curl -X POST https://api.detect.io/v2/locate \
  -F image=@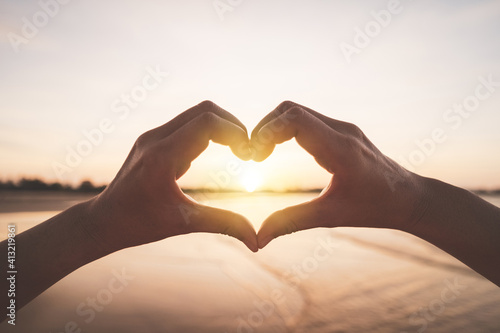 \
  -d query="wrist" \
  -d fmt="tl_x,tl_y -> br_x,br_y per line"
74,196 -> 123,257
400,173 -> 435,235
403,175 -> 469,237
